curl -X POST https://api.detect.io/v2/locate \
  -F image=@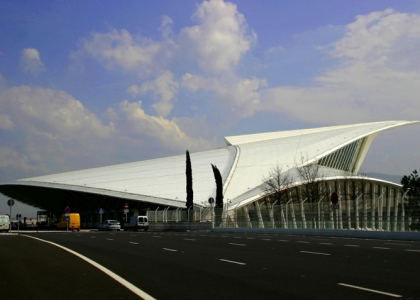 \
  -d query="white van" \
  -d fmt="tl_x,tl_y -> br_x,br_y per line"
0,215 -> 10,232
124,216 -> 149,231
